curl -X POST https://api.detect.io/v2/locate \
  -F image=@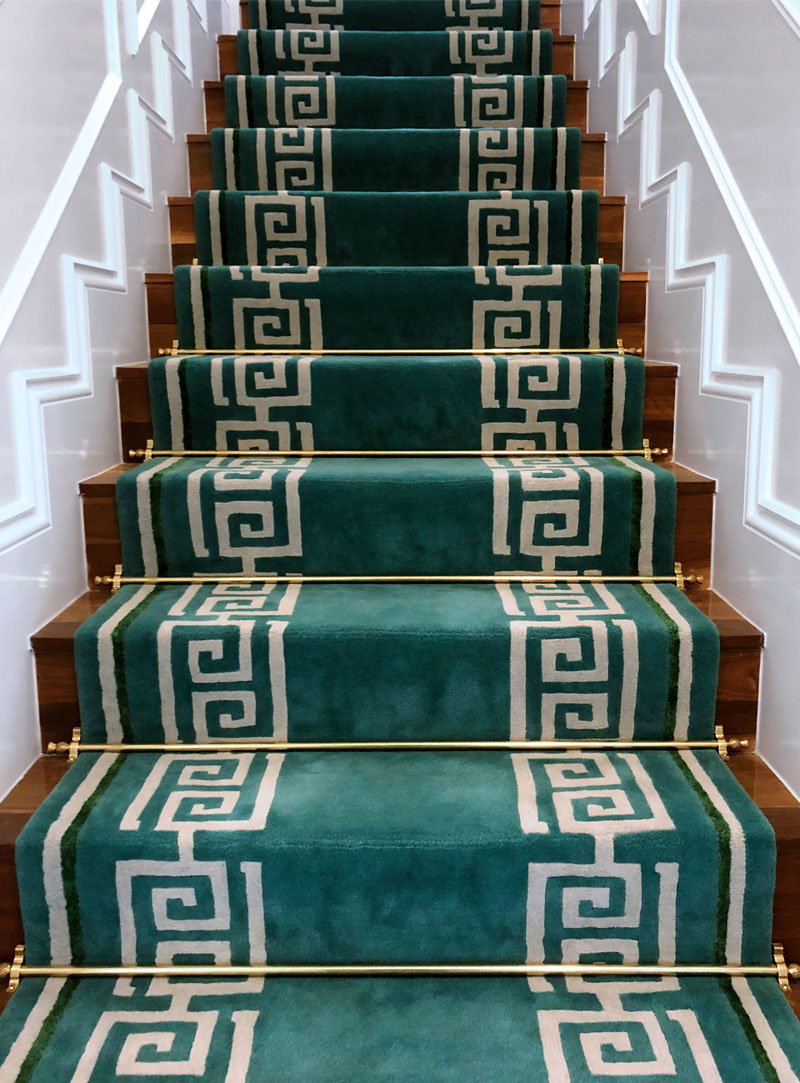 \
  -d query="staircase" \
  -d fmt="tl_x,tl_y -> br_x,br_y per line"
2,0 -> 800,1078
